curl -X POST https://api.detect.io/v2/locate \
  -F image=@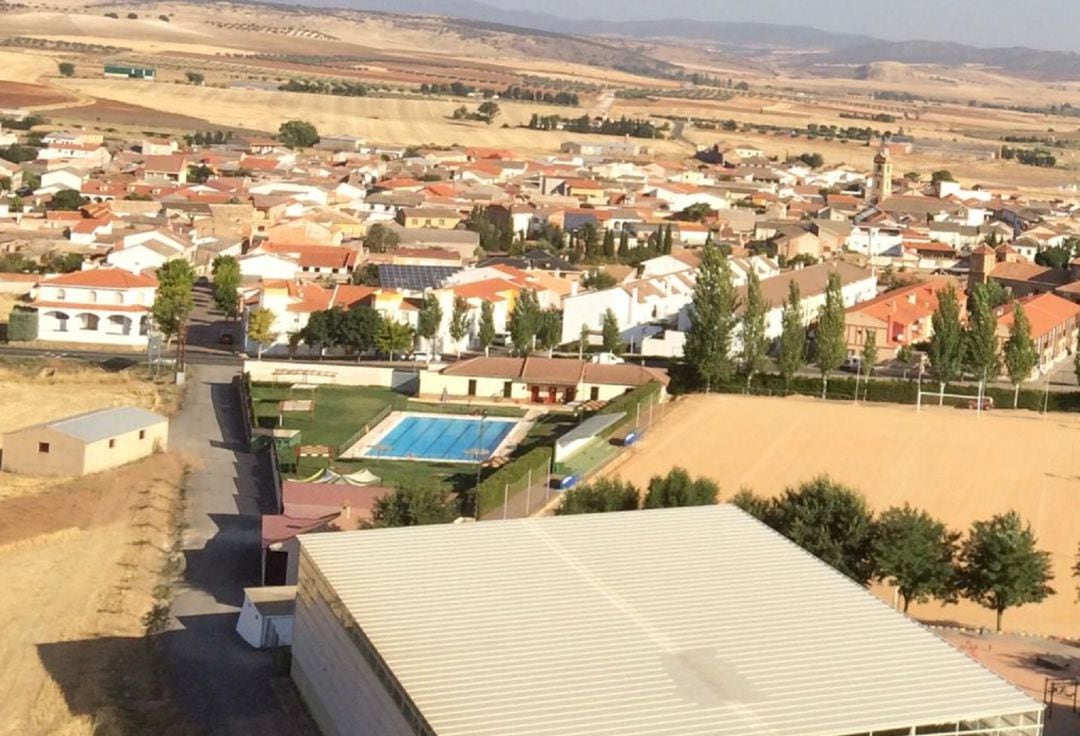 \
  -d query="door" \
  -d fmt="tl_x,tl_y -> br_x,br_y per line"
468,379 -> 477,397
264,550 -> 289,586
530,385 -> 541,403
590,386 -> 600,401
547,387 -> 557,404
504,381 -> 514,399
565,388 -> 576,403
